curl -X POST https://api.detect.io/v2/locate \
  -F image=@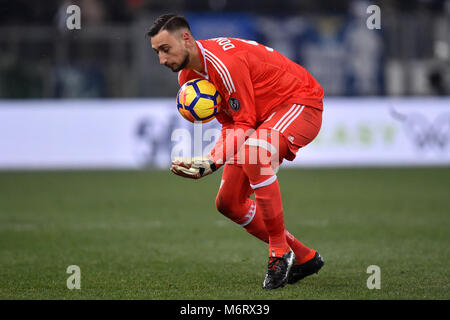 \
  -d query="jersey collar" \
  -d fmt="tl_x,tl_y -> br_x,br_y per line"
195,40 -> 209,80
